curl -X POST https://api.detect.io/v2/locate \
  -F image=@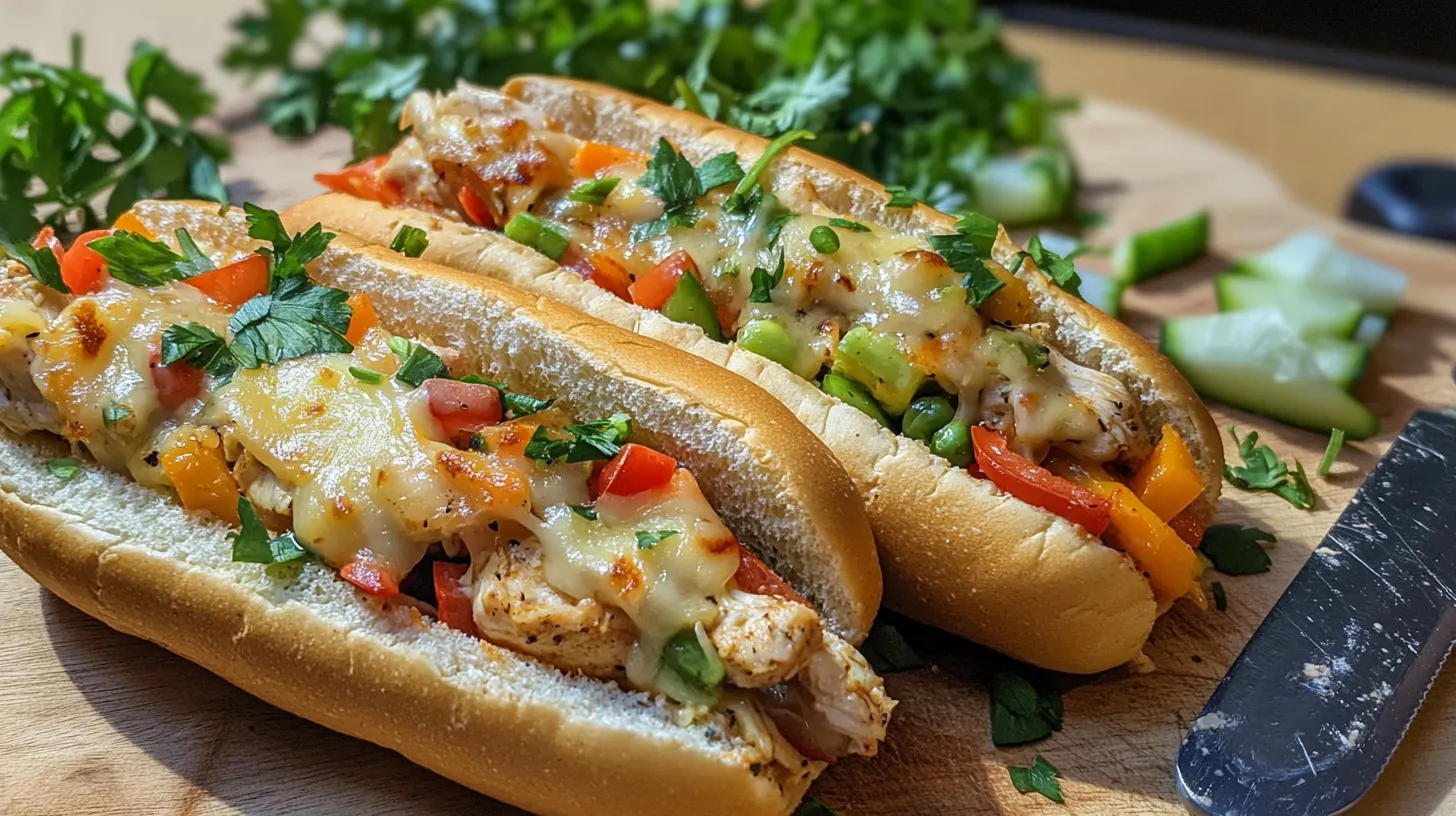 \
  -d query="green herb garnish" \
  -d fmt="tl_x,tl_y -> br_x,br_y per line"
389,336 -> 448,388
884,185 -> 916,208
927,213 -> 1004,308
724,130 -> 814,214
570,505 -> 598,521
349,366 -> 383,384
1224,426 -> 1315,510
86,231 -> 191,288
1007,756 -> 1064,804
859,623 -> 924,674
1212,580 -> 1228,611
828,217 -> 869,232
524,413 -> 633,464
46,457 -> 82,480
1318,428 -> 1346,478
636,530 -> 678,549
568,177 -> 621,205
1025,234 -> 1082,298
748,252 -> 786,304
1199,524 -> 1274,576
390,224 -> 429,258
230,497 -> 311,564
695,152 -> 745,193
102,401 -> 132,428
989,670 -> 1062,747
